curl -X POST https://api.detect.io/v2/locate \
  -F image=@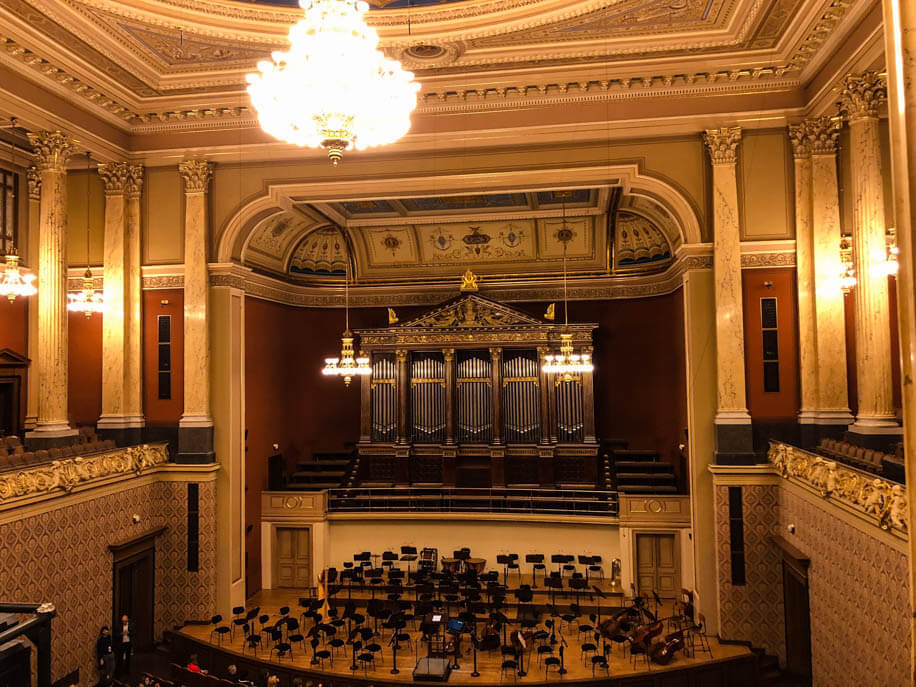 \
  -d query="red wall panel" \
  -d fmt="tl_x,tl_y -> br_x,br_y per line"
68,311 -> 102,426
143,289 -> 184,425
0,297 -> 28,356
